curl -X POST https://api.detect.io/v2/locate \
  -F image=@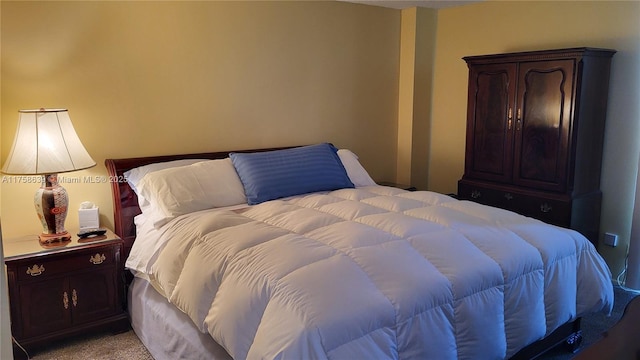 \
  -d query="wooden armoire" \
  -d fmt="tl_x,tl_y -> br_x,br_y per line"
457,47 -> 615,247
